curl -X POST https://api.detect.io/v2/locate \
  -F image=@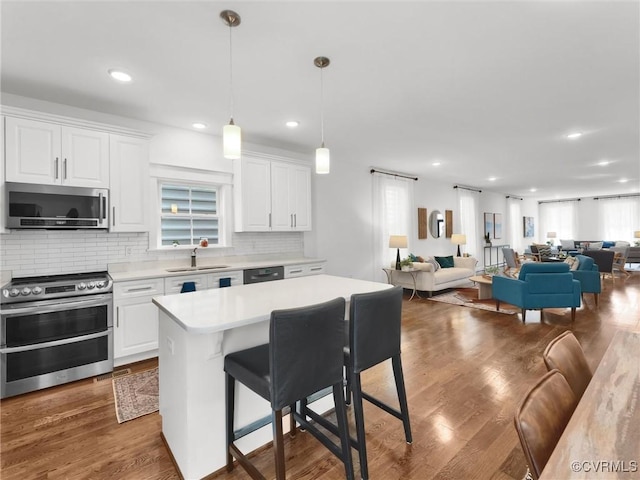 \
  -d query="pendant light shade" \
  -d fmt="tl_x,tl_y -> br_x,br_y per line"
223,120 -> 241,160
315,145 -> 330,174
314,56 -> 330,174
221,10 -> 241,160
